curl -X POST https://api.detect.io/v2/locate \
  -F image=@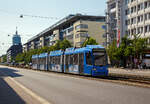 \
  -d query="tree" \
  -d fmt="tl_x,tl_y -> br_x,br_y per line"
132,34 -> 148,57
14,39 -> 72,64
54,40 -> 61,50
60,39 -> 72,50
15,53 -> 25,63
107,34 -> 148,68
53,39 -> 72,50
107,39 -> 121,66
2,55 -> 7,63
82,37 -> 98,47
